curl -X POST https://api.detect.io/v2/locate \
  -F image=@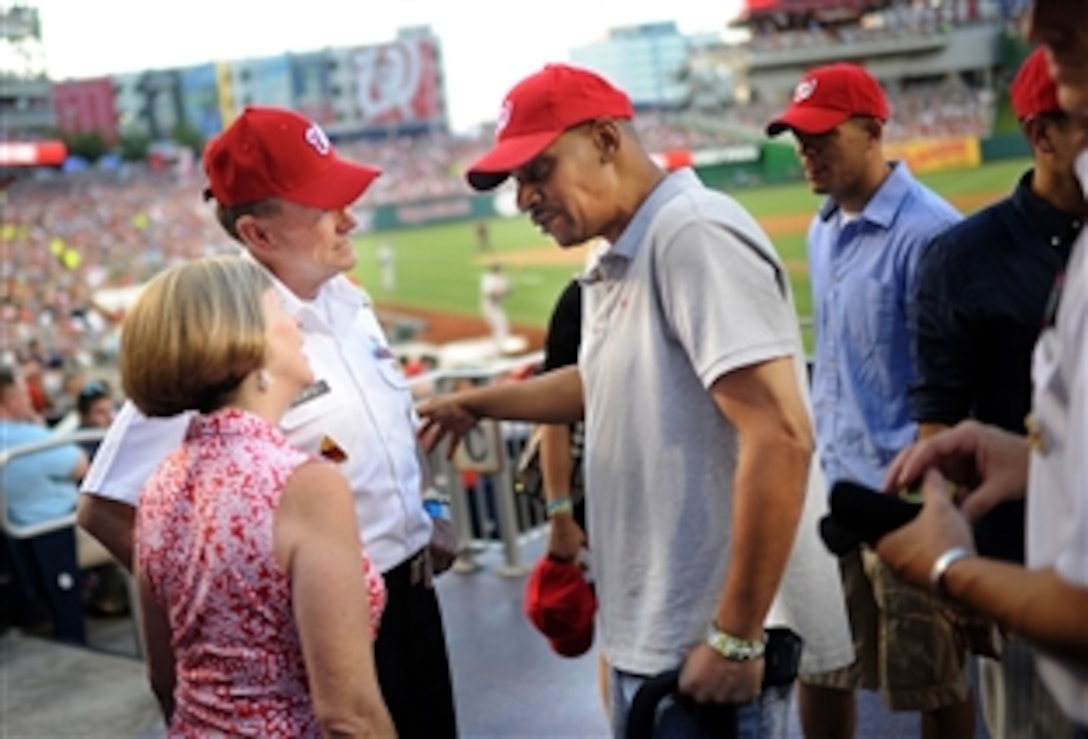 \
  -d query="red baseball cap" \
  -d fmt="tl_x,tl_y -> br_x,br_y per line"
466,64 -> 635,191
524,554 -> 597,657
766,63 -> 890,137
203,106 -> 380,209
1011,47 -> 1062,121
